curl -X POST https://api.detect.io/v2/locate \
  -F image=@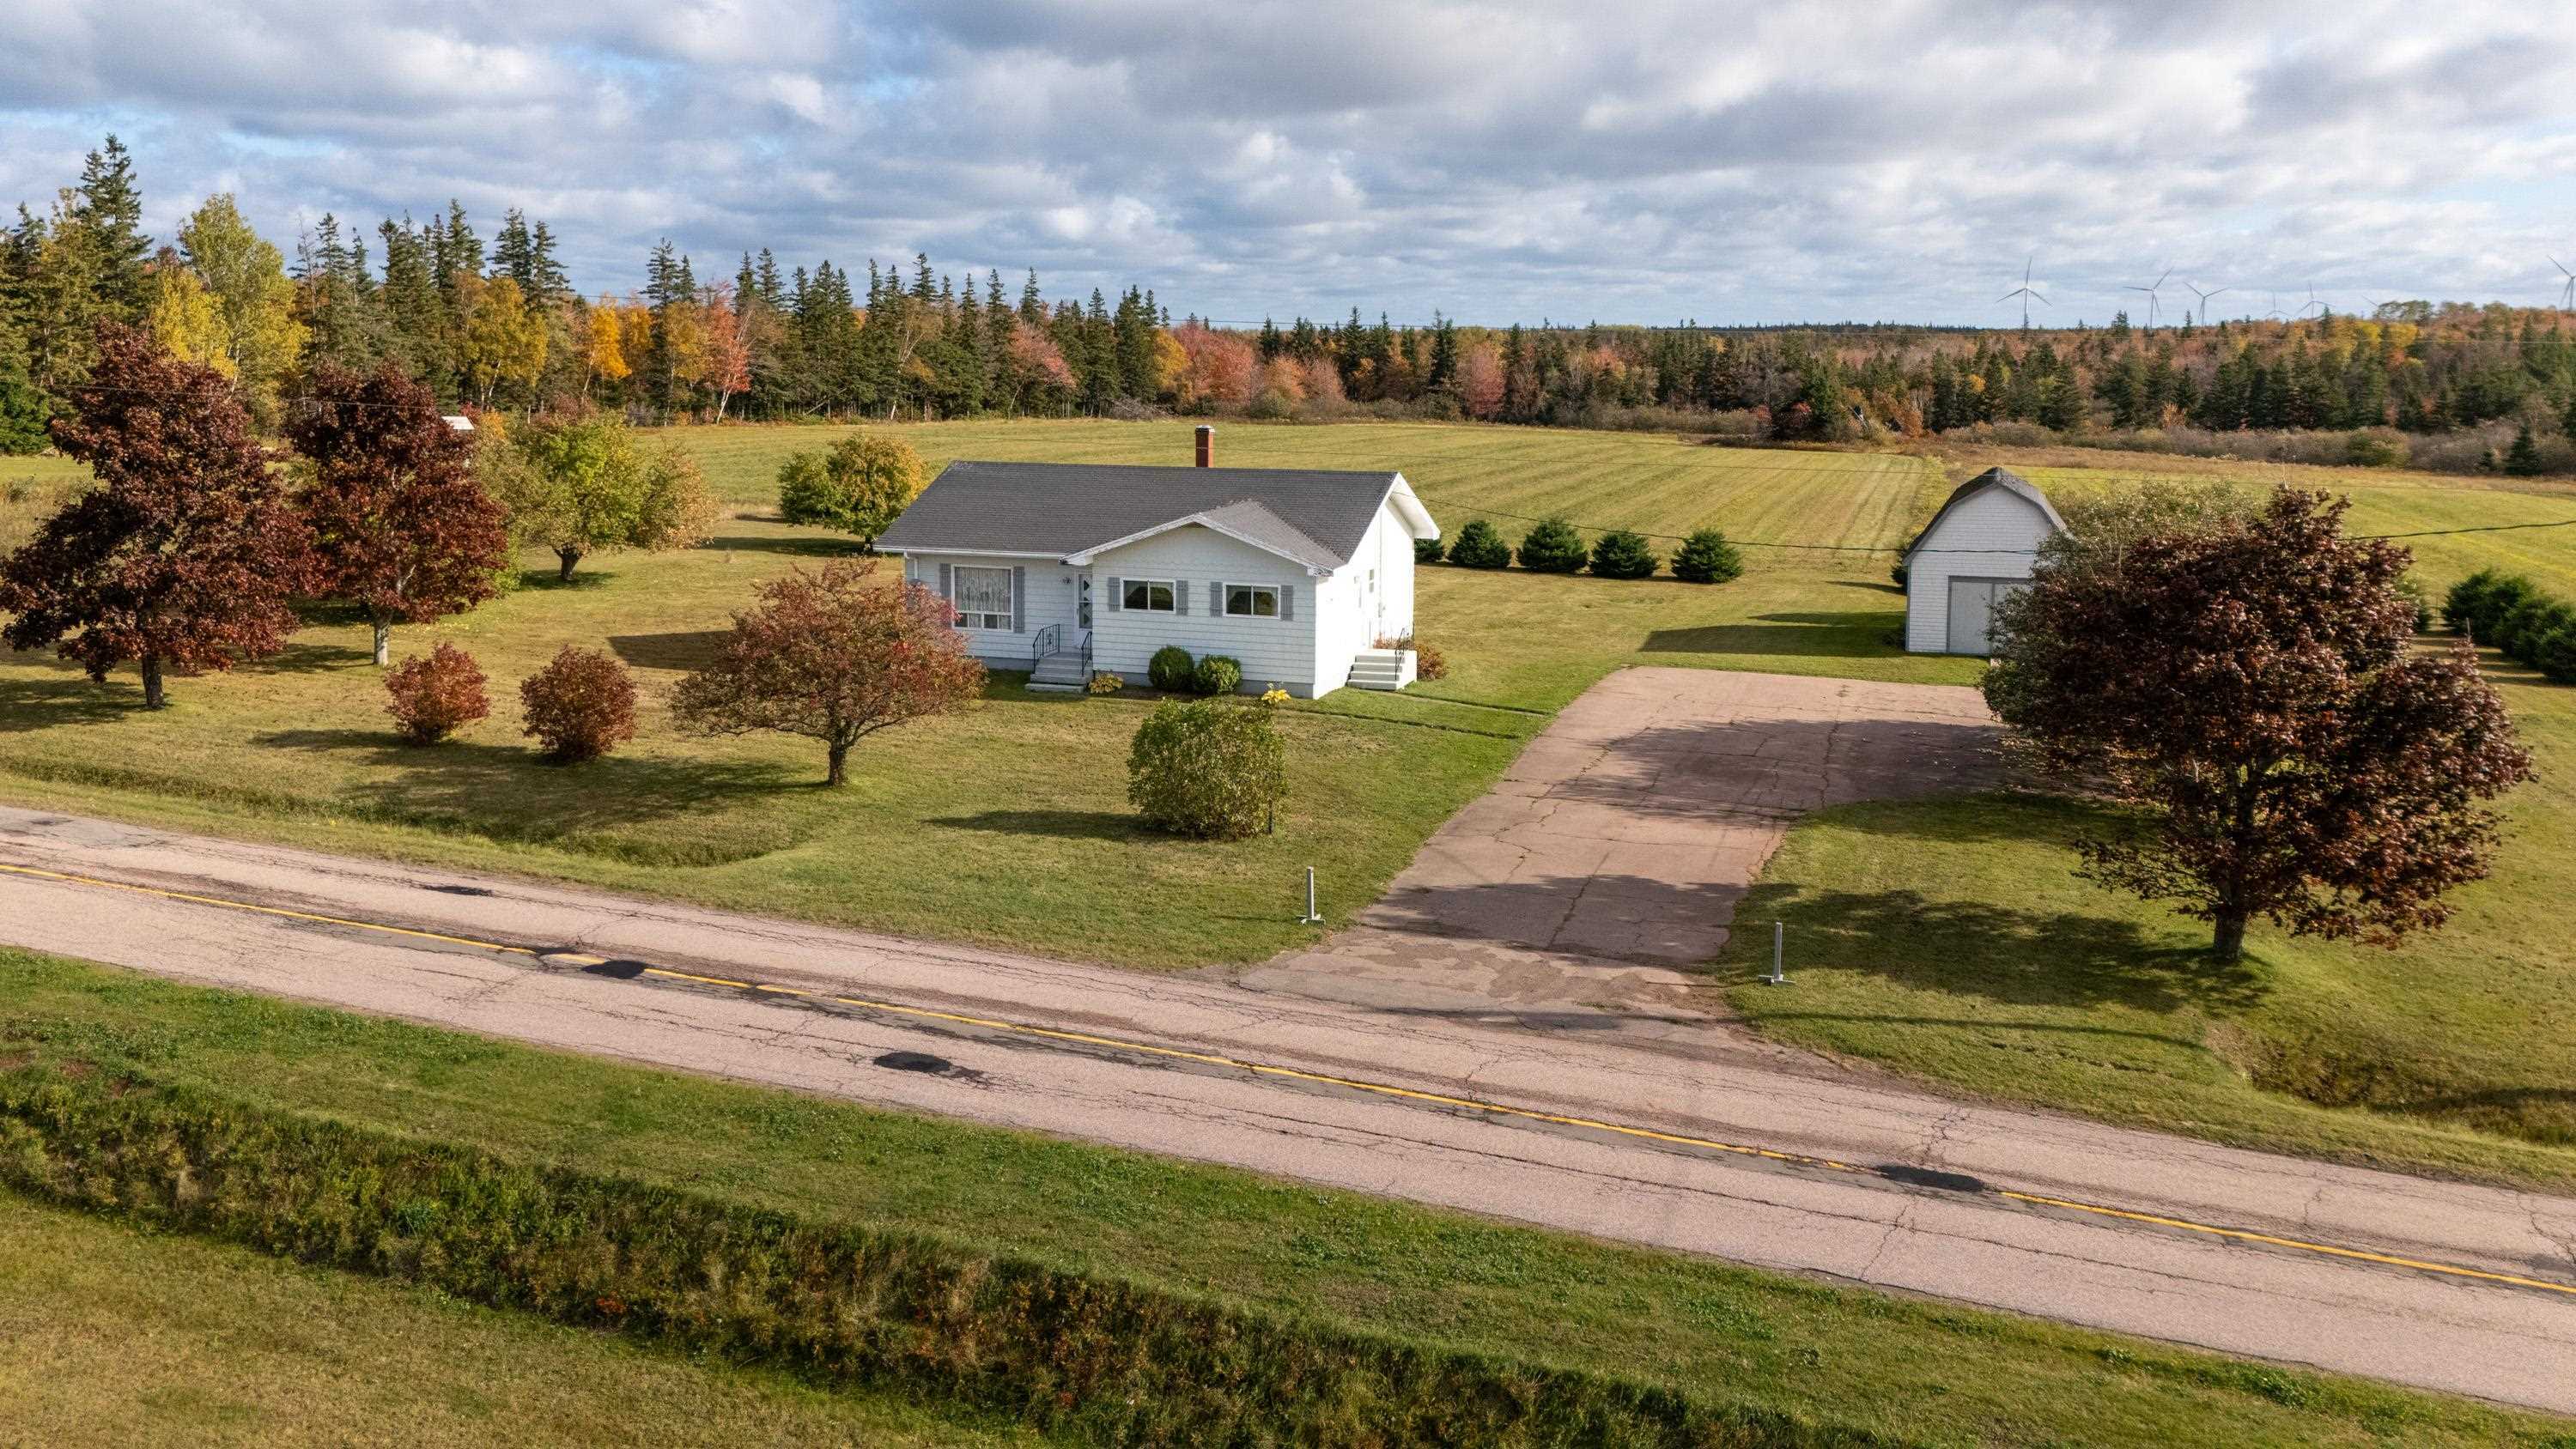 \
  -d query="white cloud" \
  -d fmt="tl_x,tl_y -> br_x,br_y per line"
2,0 -> 2573,321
